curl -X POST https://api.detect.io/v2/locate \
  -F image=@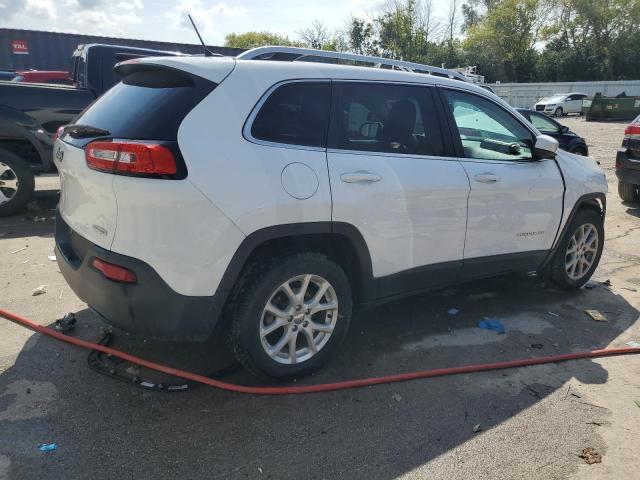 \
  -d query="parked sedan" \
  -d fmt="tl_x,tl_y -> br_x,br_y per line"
517,108 -> 588,155
534,93 -> 587,117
